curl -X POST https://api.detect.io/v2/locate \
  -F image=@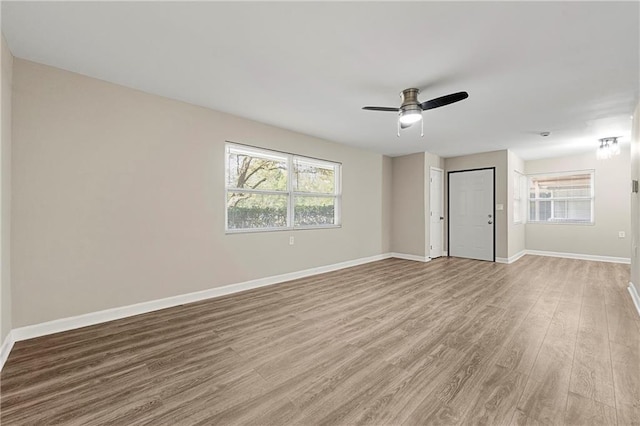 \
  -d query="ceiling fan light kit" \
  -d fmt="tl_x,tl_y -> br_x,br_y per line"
398,108 -> 422,125
363,88 -> 469,137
